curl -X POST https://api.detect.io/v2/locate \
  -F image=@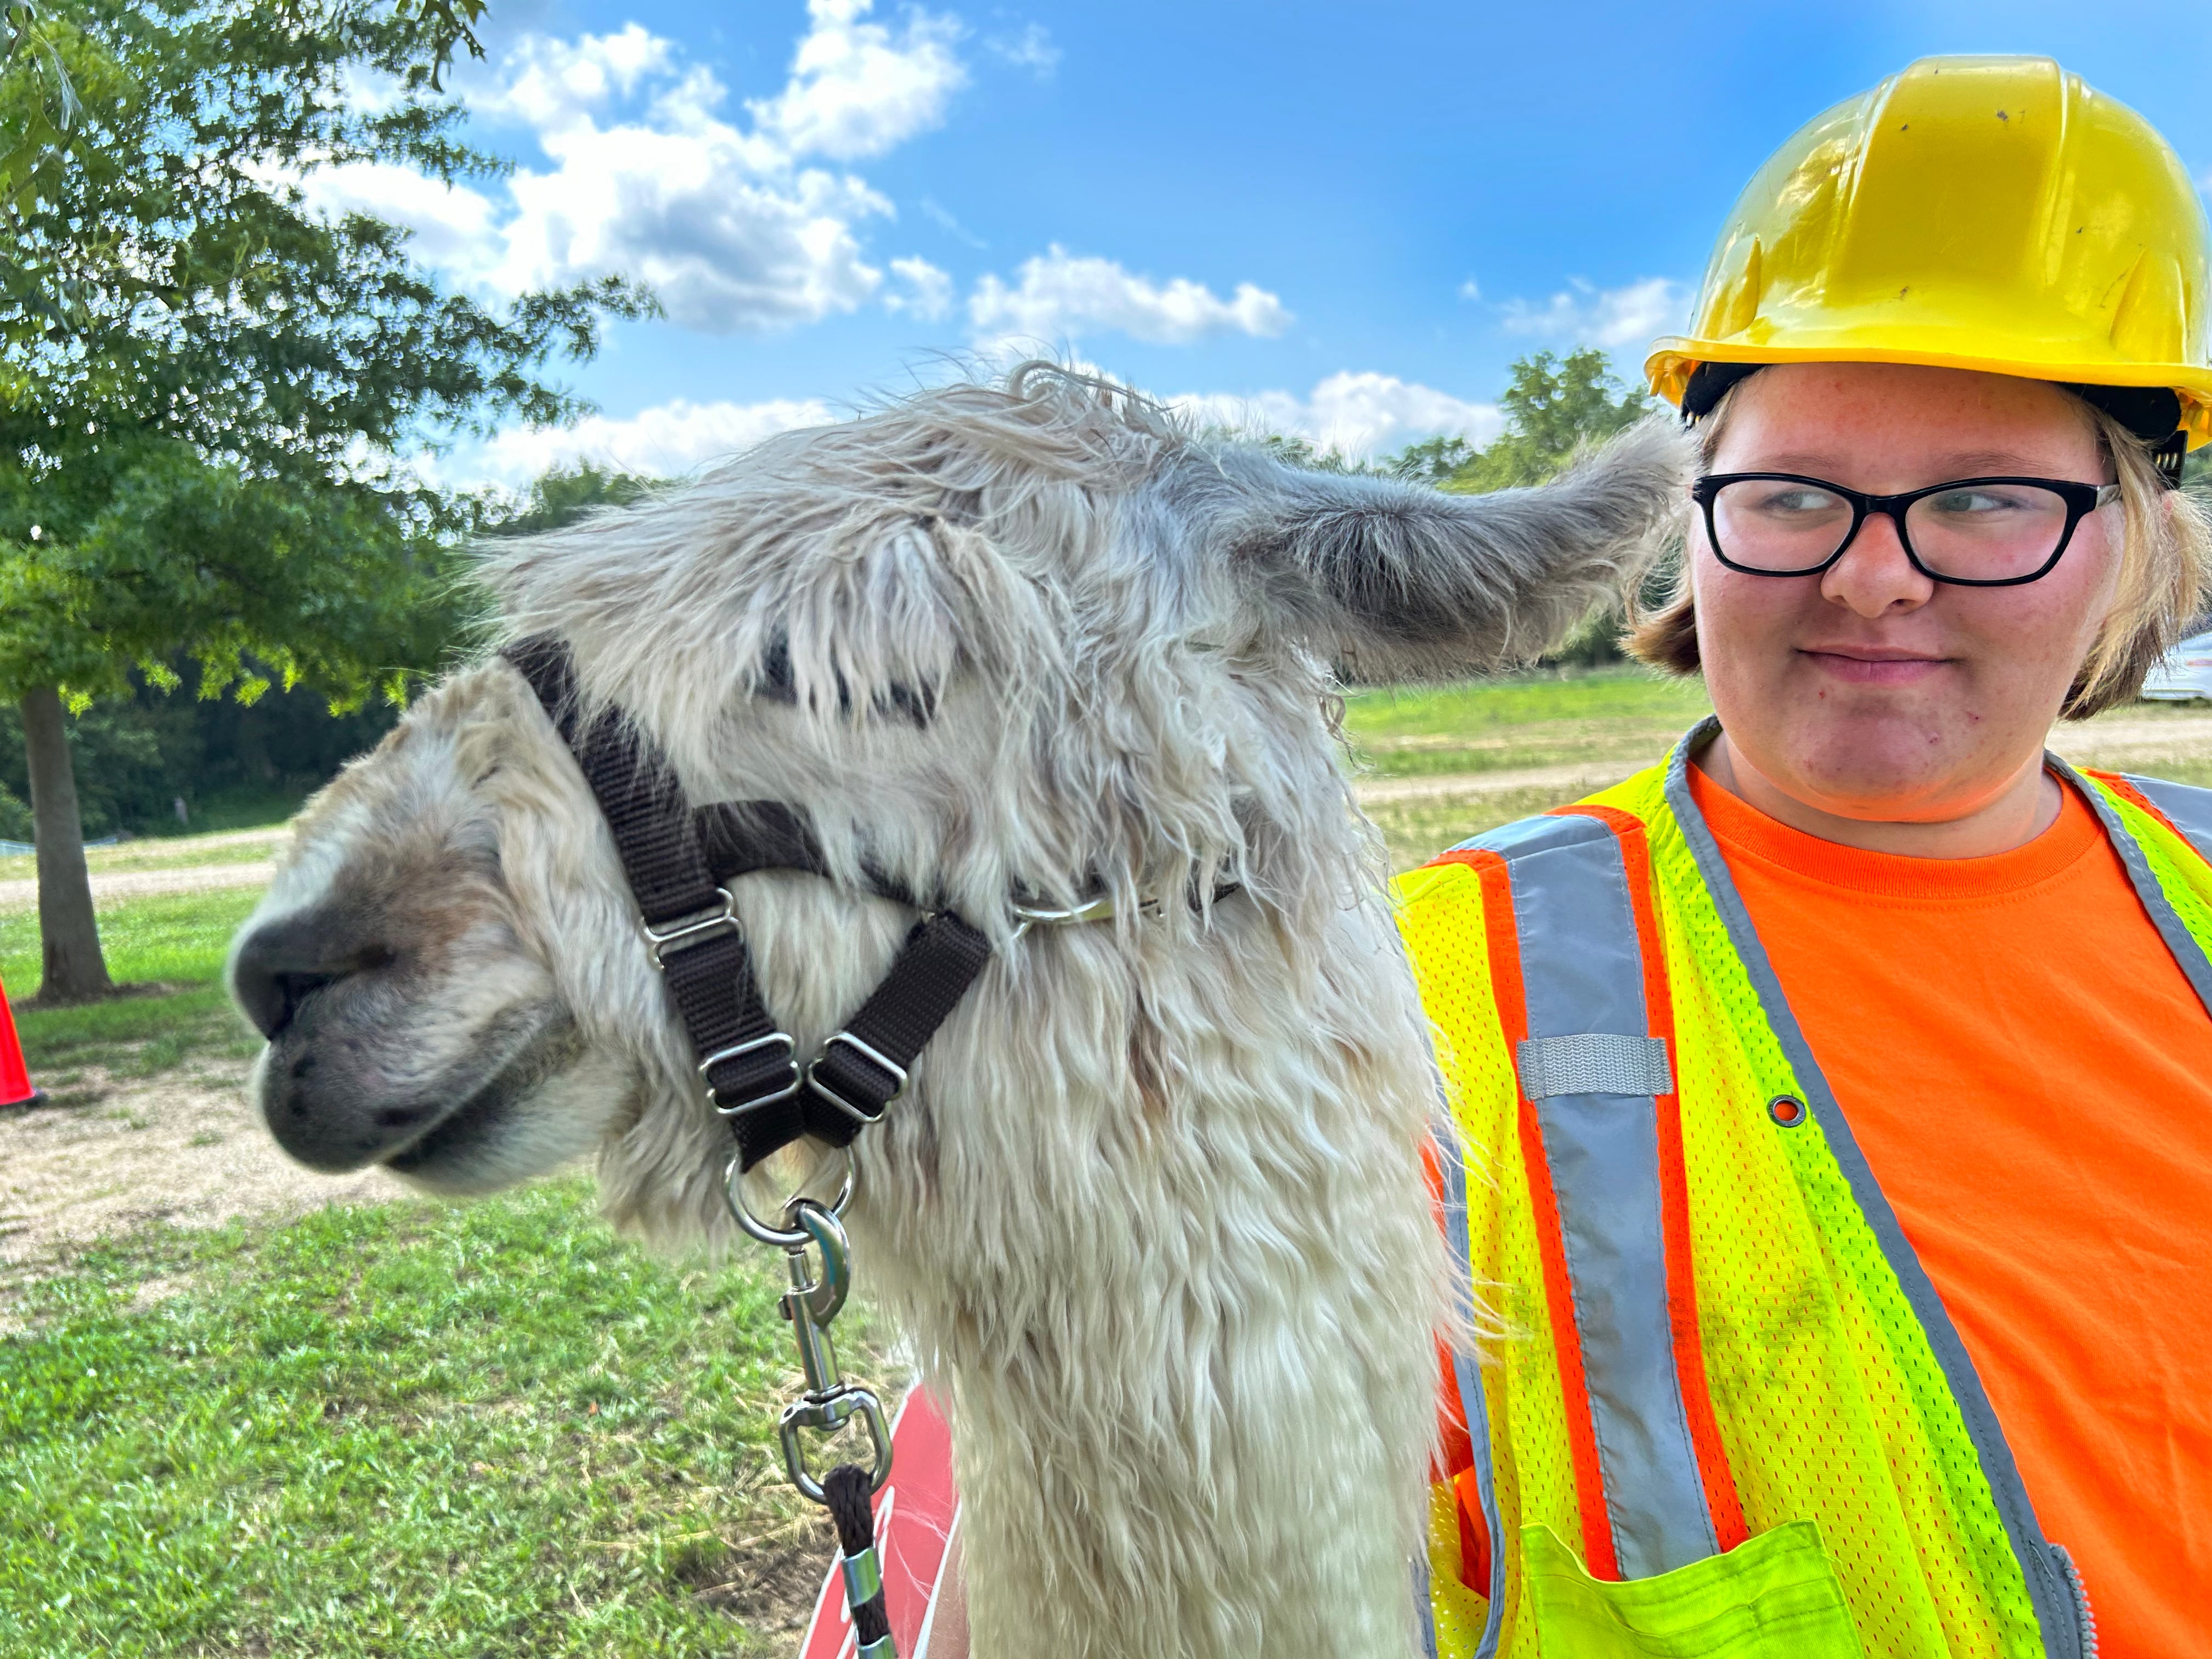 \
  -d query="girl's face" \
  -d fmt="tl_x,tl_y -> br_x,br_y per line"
1692,362 -> 2121,826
